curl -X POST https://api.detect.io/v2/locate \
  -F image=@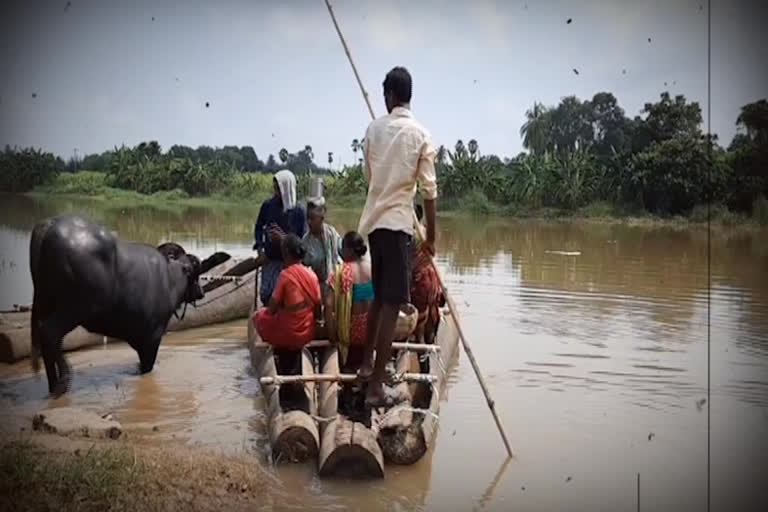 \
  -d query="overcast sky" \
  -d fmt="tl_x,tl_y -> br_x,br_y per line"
0,0 -> 766,167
